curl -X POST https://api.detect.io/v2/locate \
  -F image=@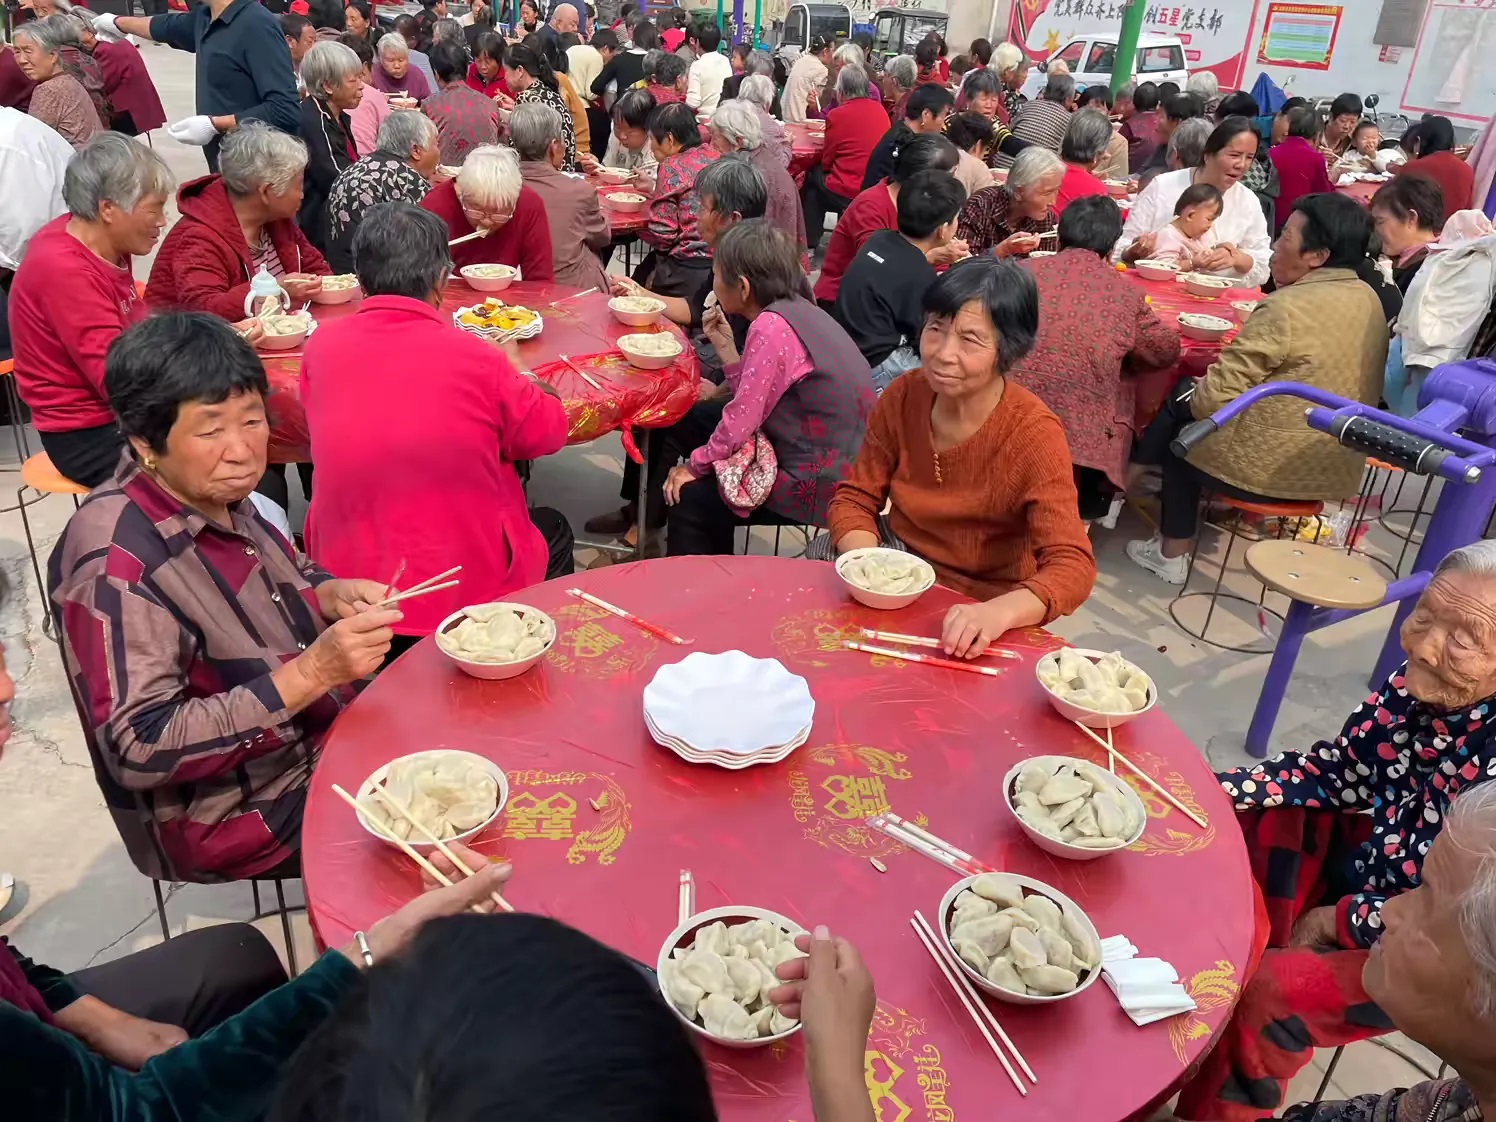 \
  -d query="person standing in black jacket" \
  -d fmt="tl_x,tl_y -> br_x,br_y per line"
862,82 -> 954,192
591,16 -> 651,101
297,41 -> 361,253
